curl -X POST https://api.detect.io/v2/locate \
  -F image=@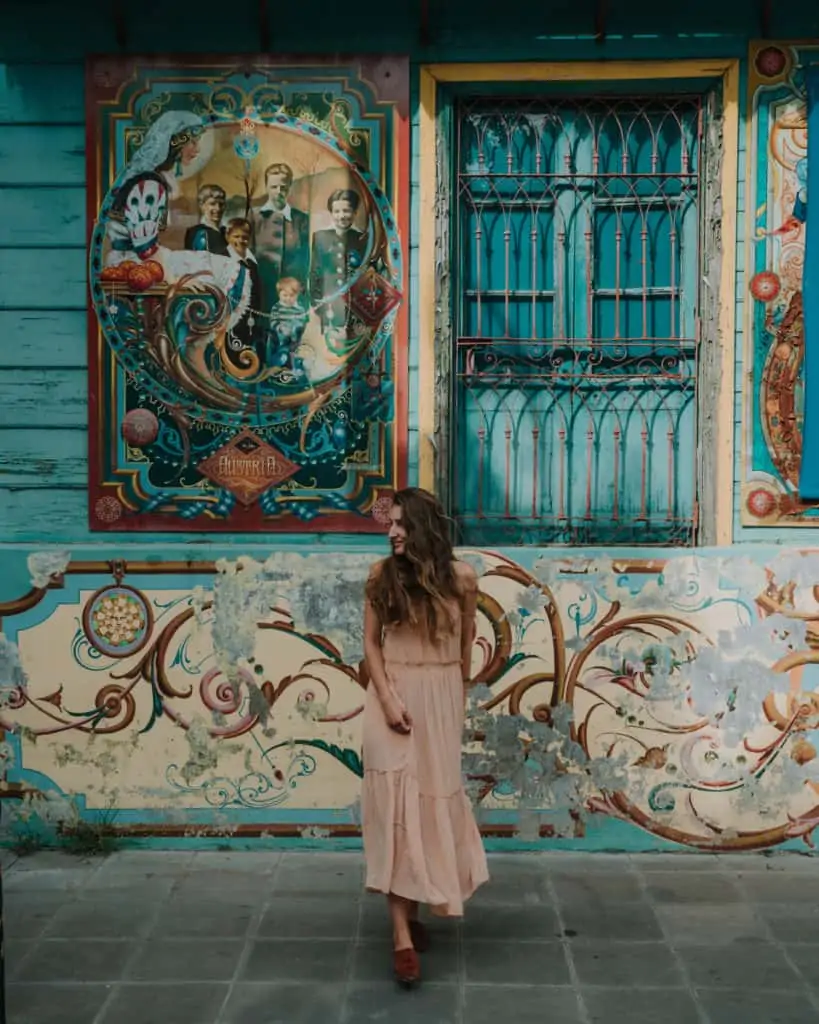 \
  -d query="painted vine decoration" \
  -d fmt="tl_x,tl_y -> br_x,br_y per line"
3,550 -> 819,845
